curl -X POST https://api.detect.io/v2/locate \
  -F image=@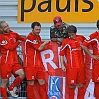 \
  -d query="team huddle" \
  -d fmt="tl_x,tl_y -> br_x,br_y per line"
0,16 -> 99,99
